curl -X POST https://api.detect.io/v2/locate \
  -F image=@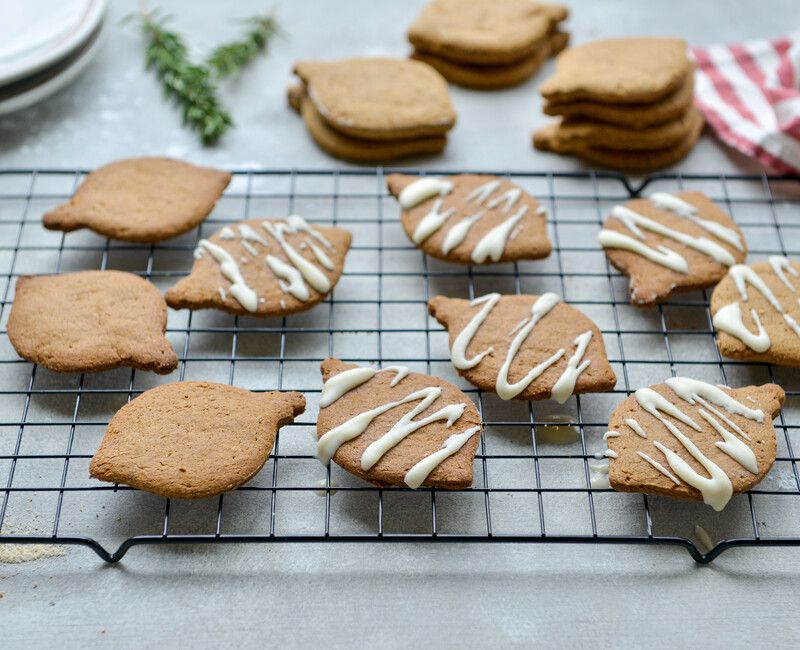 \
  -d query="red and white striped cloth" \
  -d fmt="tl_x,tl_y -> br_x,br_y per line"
691,32 -> 800,174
